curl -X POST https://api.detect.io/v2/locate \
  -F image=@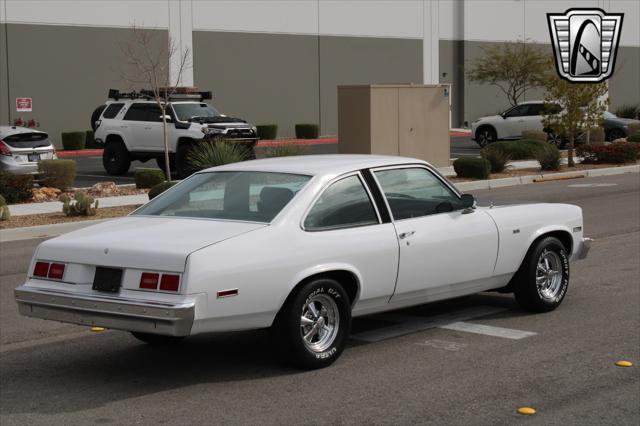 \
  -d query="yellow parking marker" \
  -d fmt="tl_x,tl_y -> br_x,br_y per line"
90,326 -> 106,332
517,407 -> 536,415
615,360 -> 633,367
